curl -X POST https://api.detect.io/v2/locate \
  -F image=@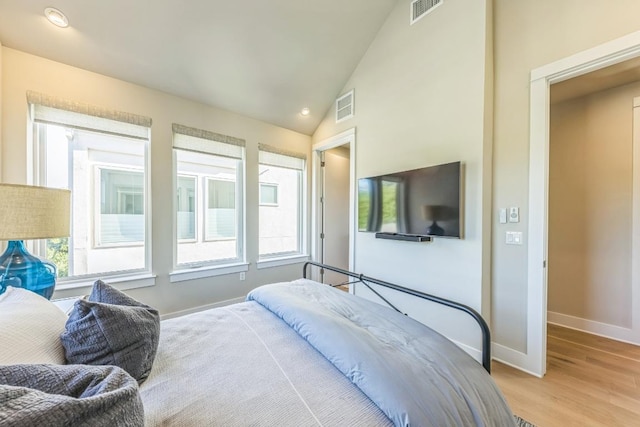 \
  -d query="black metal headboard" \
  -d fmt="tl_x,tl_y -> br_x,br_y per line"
302,261 -> 492,373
